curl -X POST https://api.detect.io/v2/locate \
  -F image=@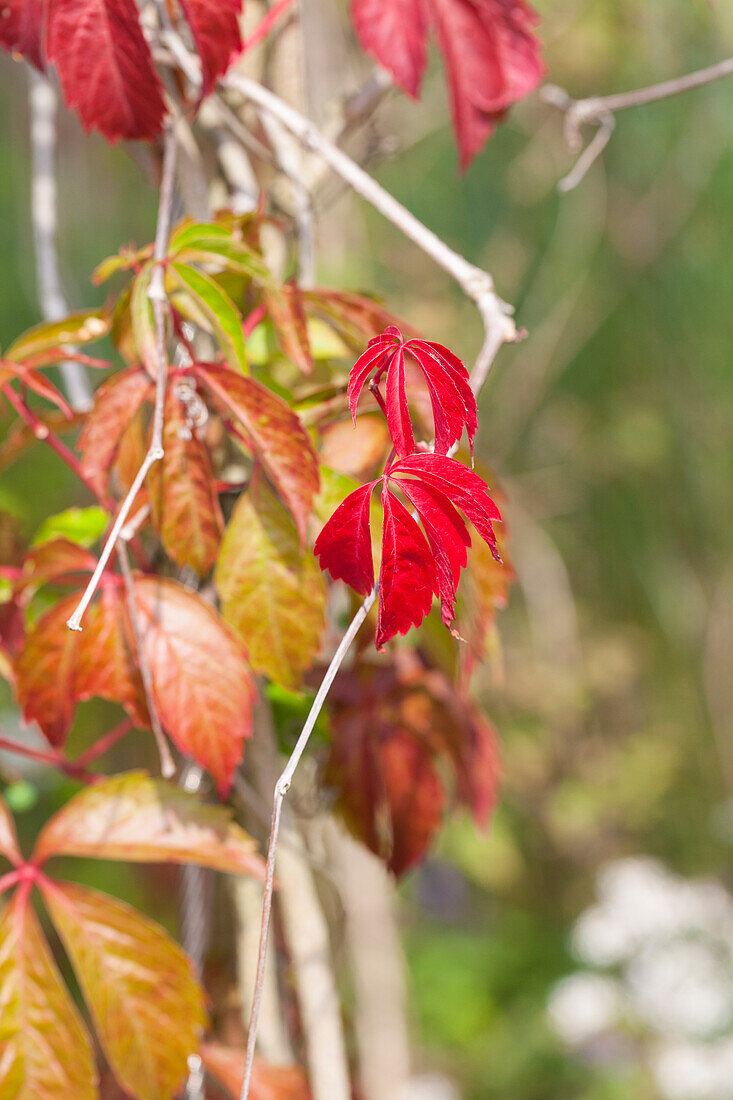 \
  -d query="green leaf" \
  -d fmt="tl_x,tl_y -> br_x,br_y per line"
31,506 -> 109,549
174,238 -> 271,283
168,220 -> 231,251
92,245 -> 152,286
0,890 -> 97,1100
216,470 -> 326,690
33,771 -> 264,878
42,880 -> 206,1100
170,262 -> 248,373
130,262 -> 158,378
4,310 -> 110,362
